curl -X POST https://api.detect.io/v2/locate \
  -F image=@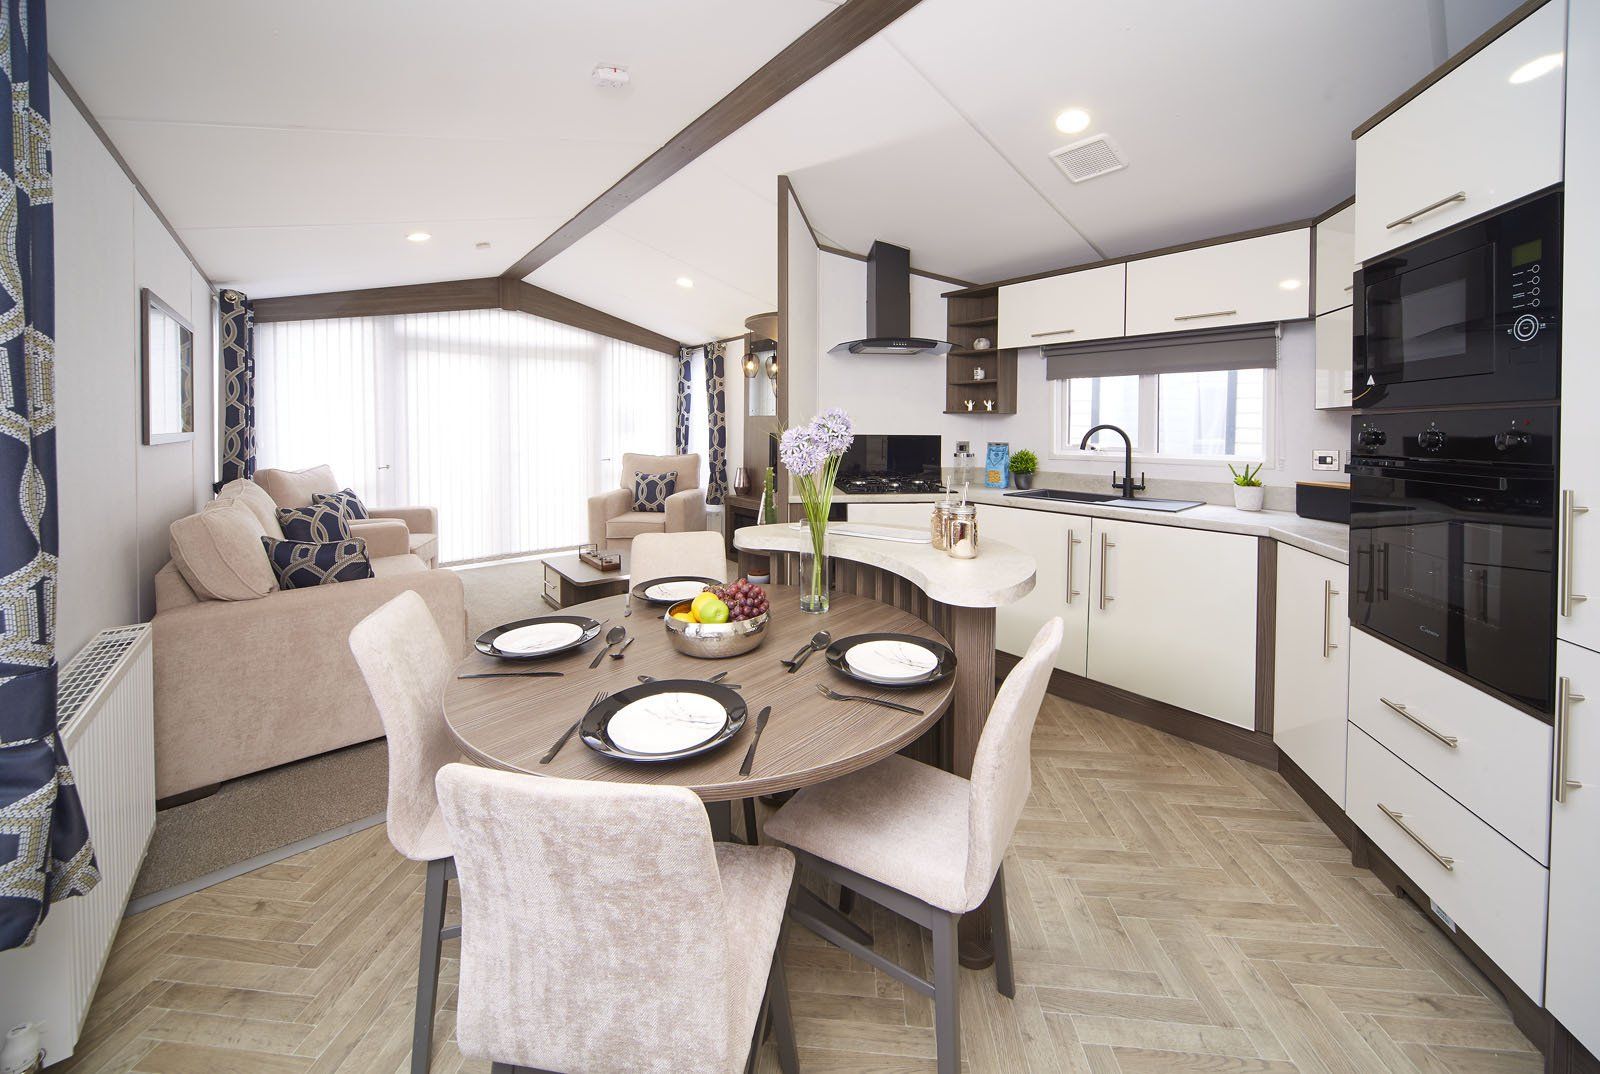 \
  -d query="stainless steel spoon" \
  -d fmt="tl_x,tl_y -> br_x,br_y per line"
783,630 -> 832,673
589,625 -> 626,669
